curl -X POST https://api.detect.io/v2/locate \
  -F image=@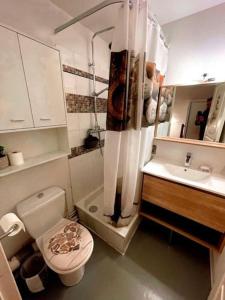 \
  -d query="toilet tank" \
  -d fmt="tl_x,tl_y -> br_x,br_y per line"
16,187 -> 66,239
